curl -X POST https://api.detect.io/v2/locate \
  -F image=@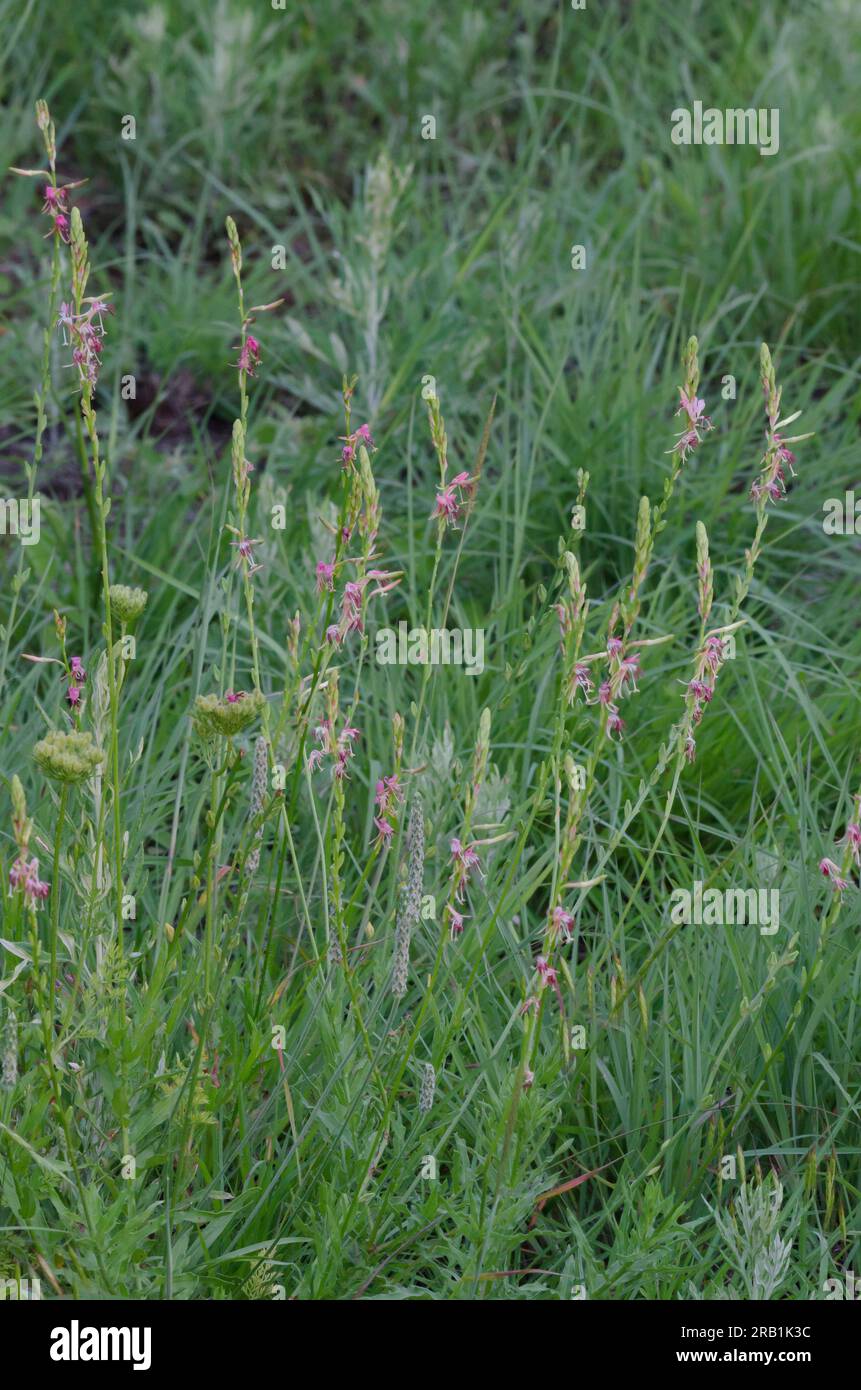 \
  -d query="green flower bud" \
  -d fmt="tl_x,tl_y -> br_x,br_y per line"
109,584 -> 148,625
33,729 -> 104,783
193,690 -> 265,739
